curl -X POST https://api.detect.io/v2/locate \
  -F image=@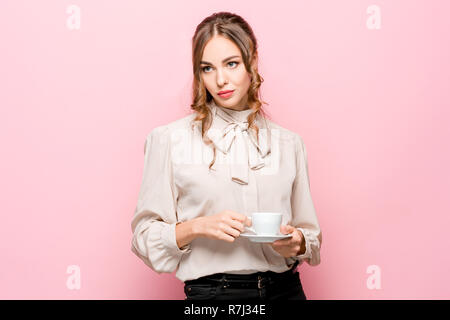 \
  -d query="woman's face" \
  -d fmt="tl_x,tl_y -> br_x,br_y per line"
200,35 -> 252,111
